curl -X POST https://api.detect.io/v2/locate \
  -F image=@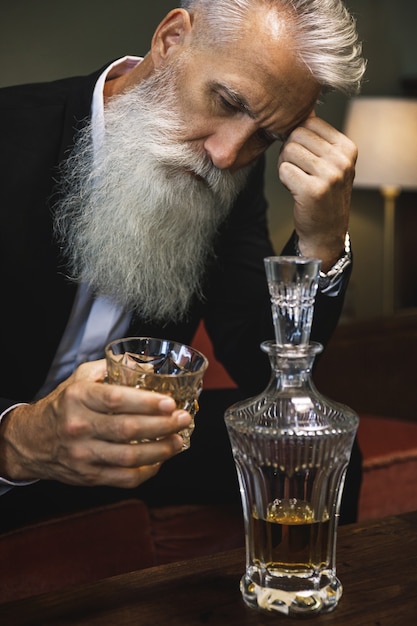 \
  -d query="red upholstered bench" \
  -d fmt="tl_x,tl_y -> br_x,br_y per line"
0,501 -> 244,603
0,500 -> 155,603
357,415 -> 417,521
191,320 -> 237,390
312,310 -> 417,521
